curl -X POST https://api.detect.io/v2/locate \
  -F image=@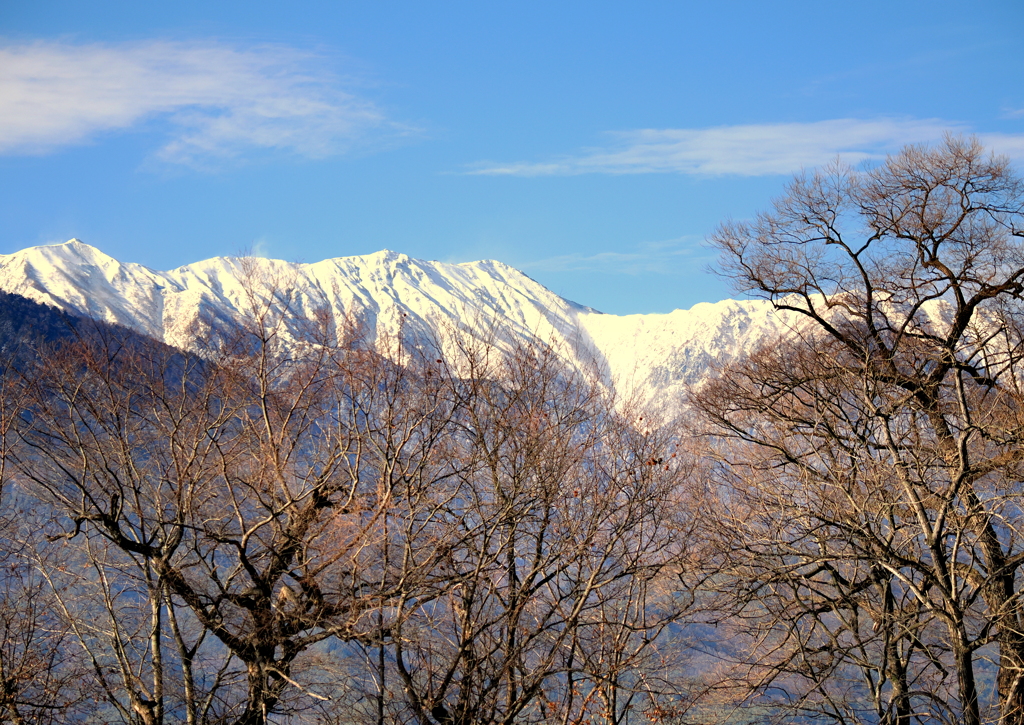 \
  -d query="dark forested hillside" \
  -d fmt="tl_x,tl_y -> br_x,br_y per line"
0,289 -> 78,353
0,289 -> 182,371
